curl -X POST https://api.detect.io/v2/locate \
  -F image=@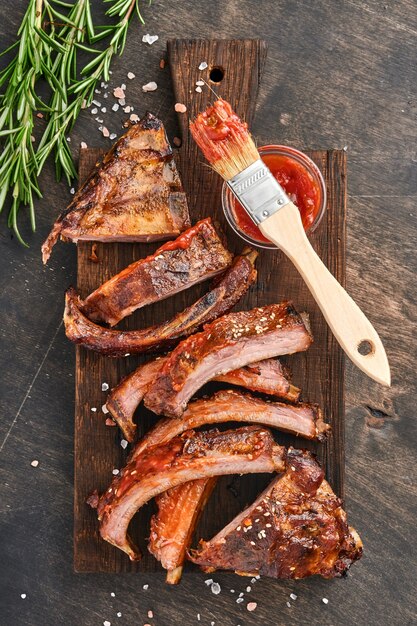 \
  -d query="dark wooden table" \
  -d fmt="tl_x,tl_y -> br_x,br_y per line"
1,2 -> 416,625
